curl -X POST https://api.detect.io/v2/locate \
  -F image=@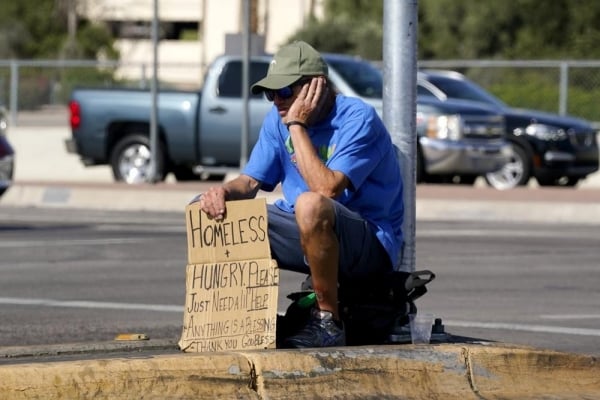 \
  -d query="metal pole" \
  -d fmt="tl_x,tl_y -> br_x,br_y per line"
559,62 -> 568,116
240,0 -> 250,169
141,63 -> 148,89
149,0 -> 159,182
382,0 -> 418,273
9,60 -> 18,127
